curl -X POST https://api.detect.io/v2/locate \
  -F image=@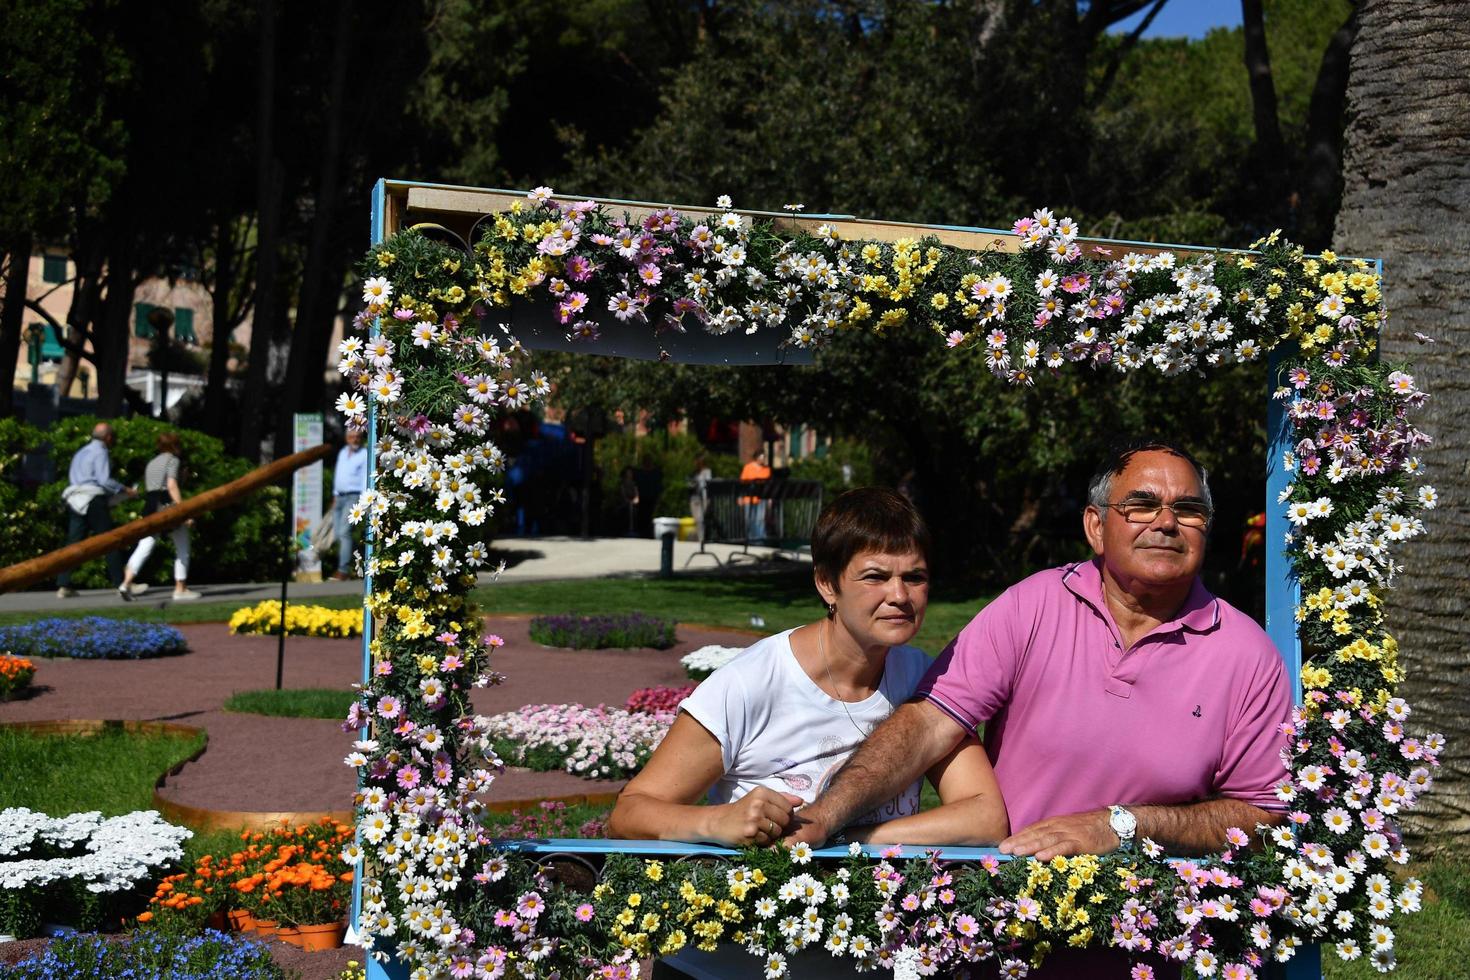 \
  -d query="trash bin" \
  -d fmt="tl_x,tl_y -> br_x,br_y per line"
653,517 -> 681,578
